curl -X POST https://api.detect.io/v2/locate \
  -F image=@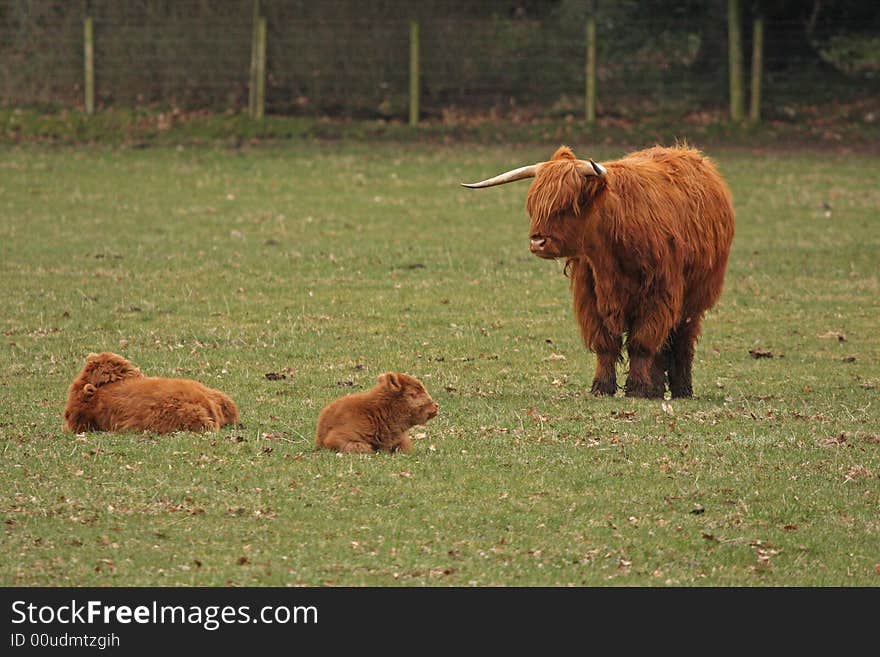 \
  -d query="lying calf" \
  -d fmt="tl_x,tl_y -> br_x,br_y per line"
64,352 -> 239,433
315,372 -> 438,453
